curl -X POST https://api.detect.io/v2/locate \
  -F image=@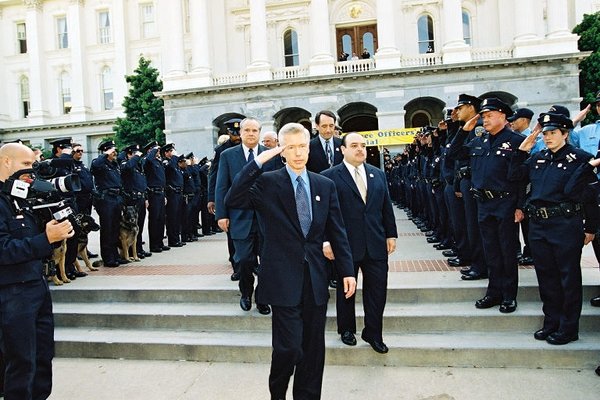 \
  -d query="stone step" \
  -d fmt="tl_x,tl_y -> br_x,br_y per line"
54,327 -> 600,369
53,301 -> 600,334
